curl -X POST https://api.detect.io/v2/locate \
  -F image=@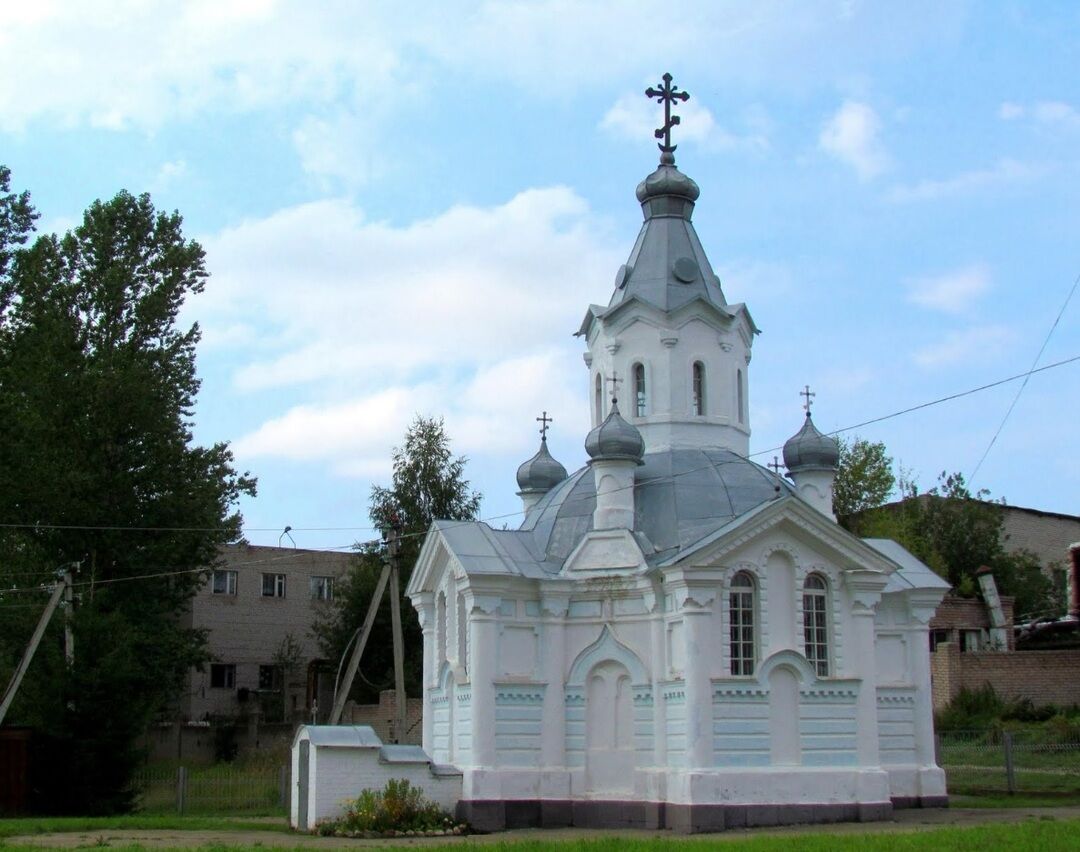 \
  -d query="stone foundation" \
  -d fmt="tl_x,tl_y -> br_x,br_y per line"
456,797 -> 926,833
